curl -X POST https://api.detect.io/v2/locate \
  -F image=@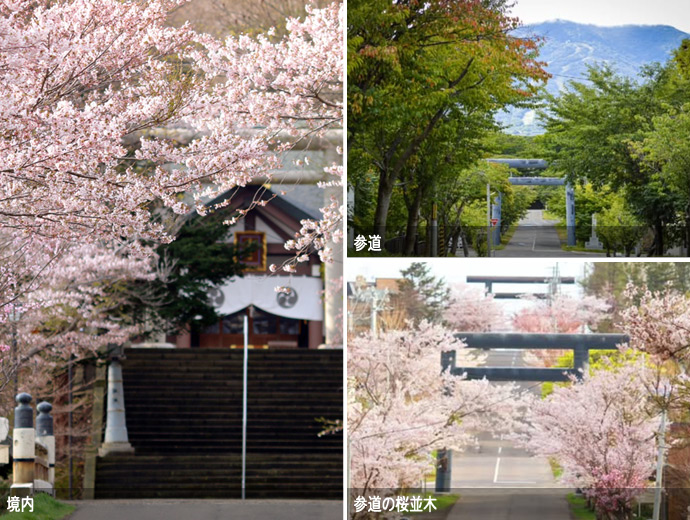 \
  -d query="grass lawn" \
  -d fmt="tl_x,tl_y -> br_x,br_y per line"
2,493 -> 75,520
548,218 -> 606,254
566,493 -> 596,520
